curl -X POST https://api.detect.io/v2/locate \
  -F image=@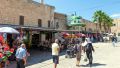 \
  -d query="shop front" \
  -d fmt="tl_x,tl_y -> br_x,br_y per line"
20,27 -> 55,51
